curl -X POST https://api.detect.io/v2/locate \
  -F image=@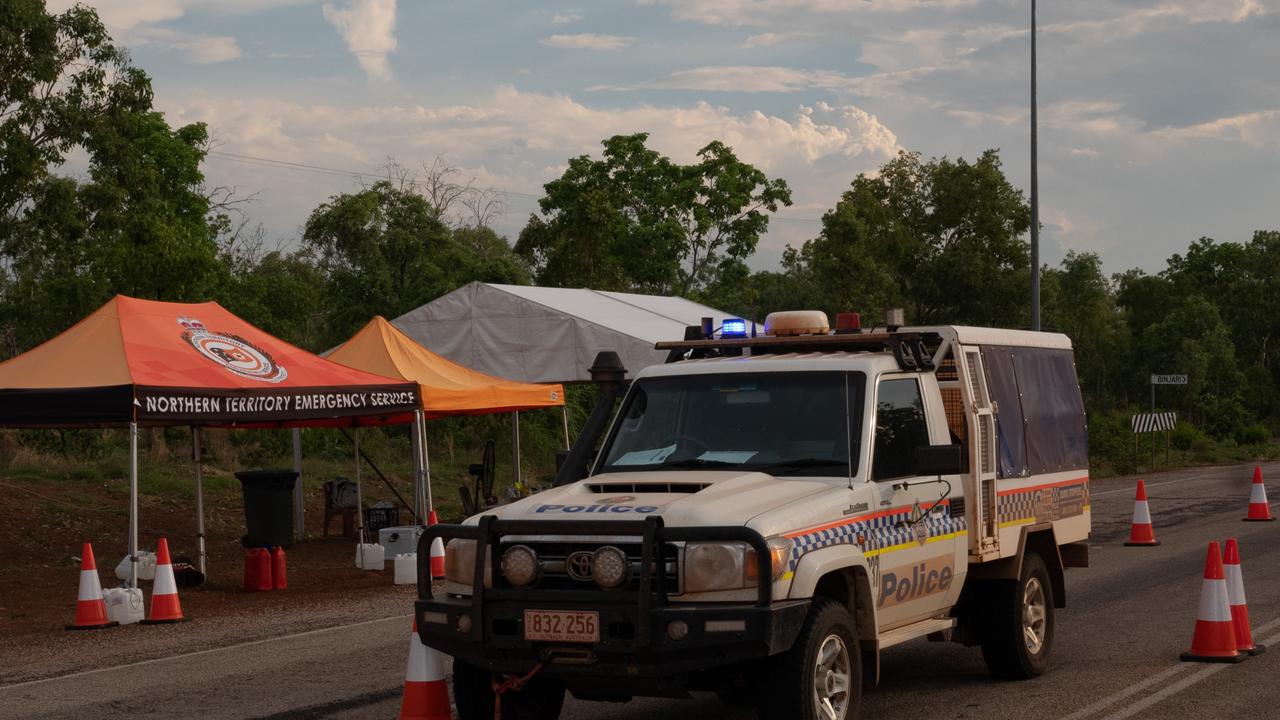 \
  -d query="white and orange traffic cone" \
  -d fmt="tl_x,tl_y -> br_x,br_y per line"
1243,467 -> 1275,521
1223,538 -> 1264,656
1124,480 -> 1160,546
1181,541 -> 1246,663
67,543 -> 118,631
426,510 -> 445,579
430,538 -> 446,580
141,538 -> 184,624
399,618 -> 451,720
